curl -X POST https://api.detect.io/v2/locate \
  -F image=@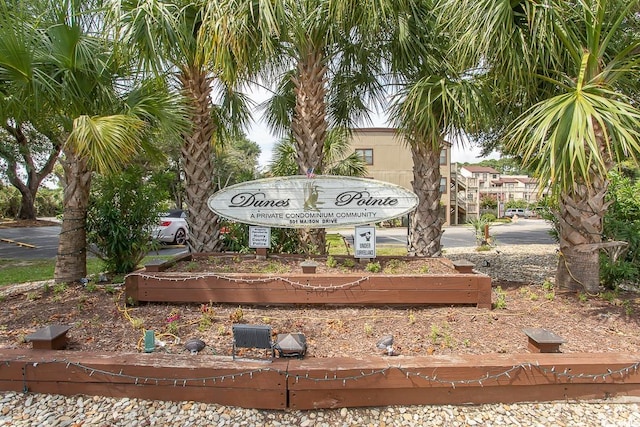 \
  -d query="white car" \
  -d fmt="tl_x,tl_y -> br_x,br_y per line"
154,209 -> 188,245
504,208 -> 534,218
